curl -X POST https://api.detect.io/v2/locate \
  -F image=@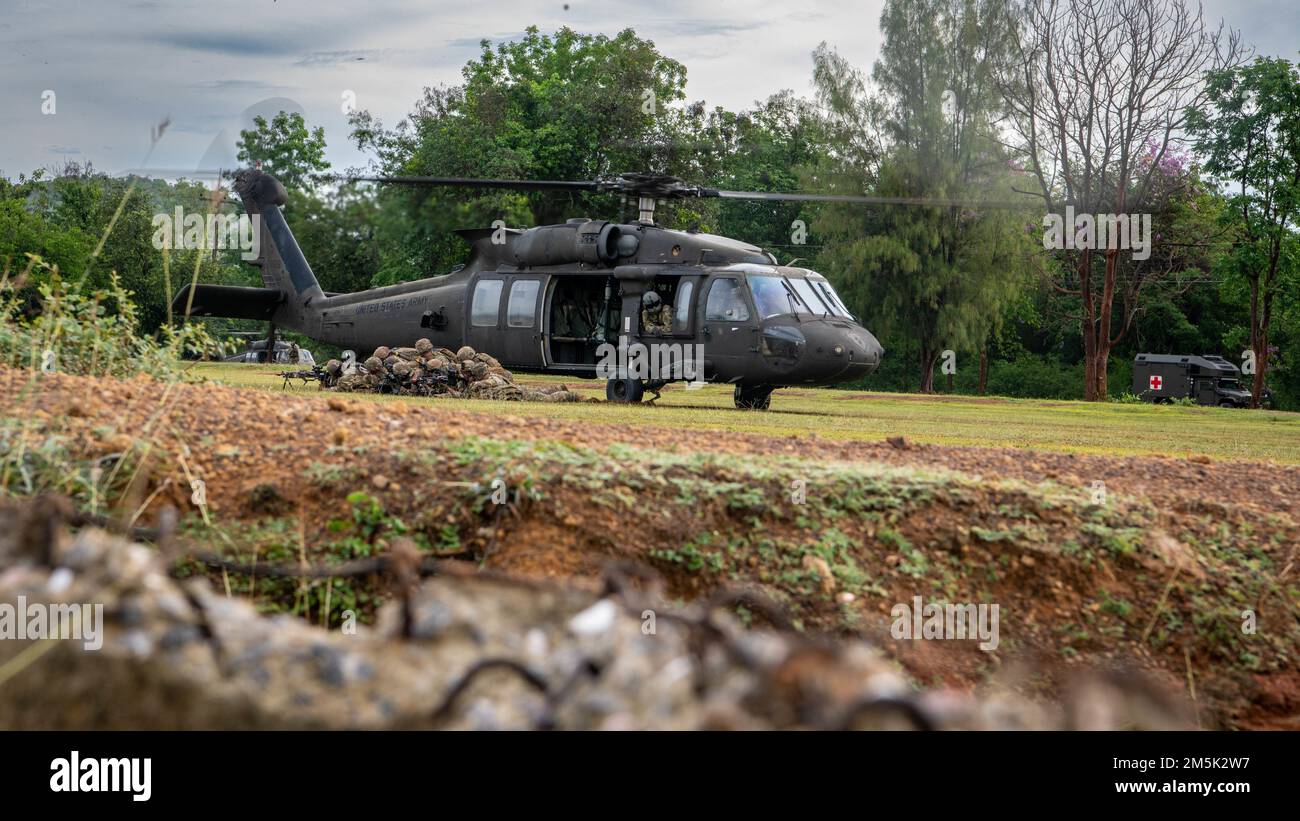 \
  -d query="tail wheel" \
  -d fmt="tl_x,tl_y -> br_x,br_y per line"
606,378 -> 645,404
734,384 -> 774,410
